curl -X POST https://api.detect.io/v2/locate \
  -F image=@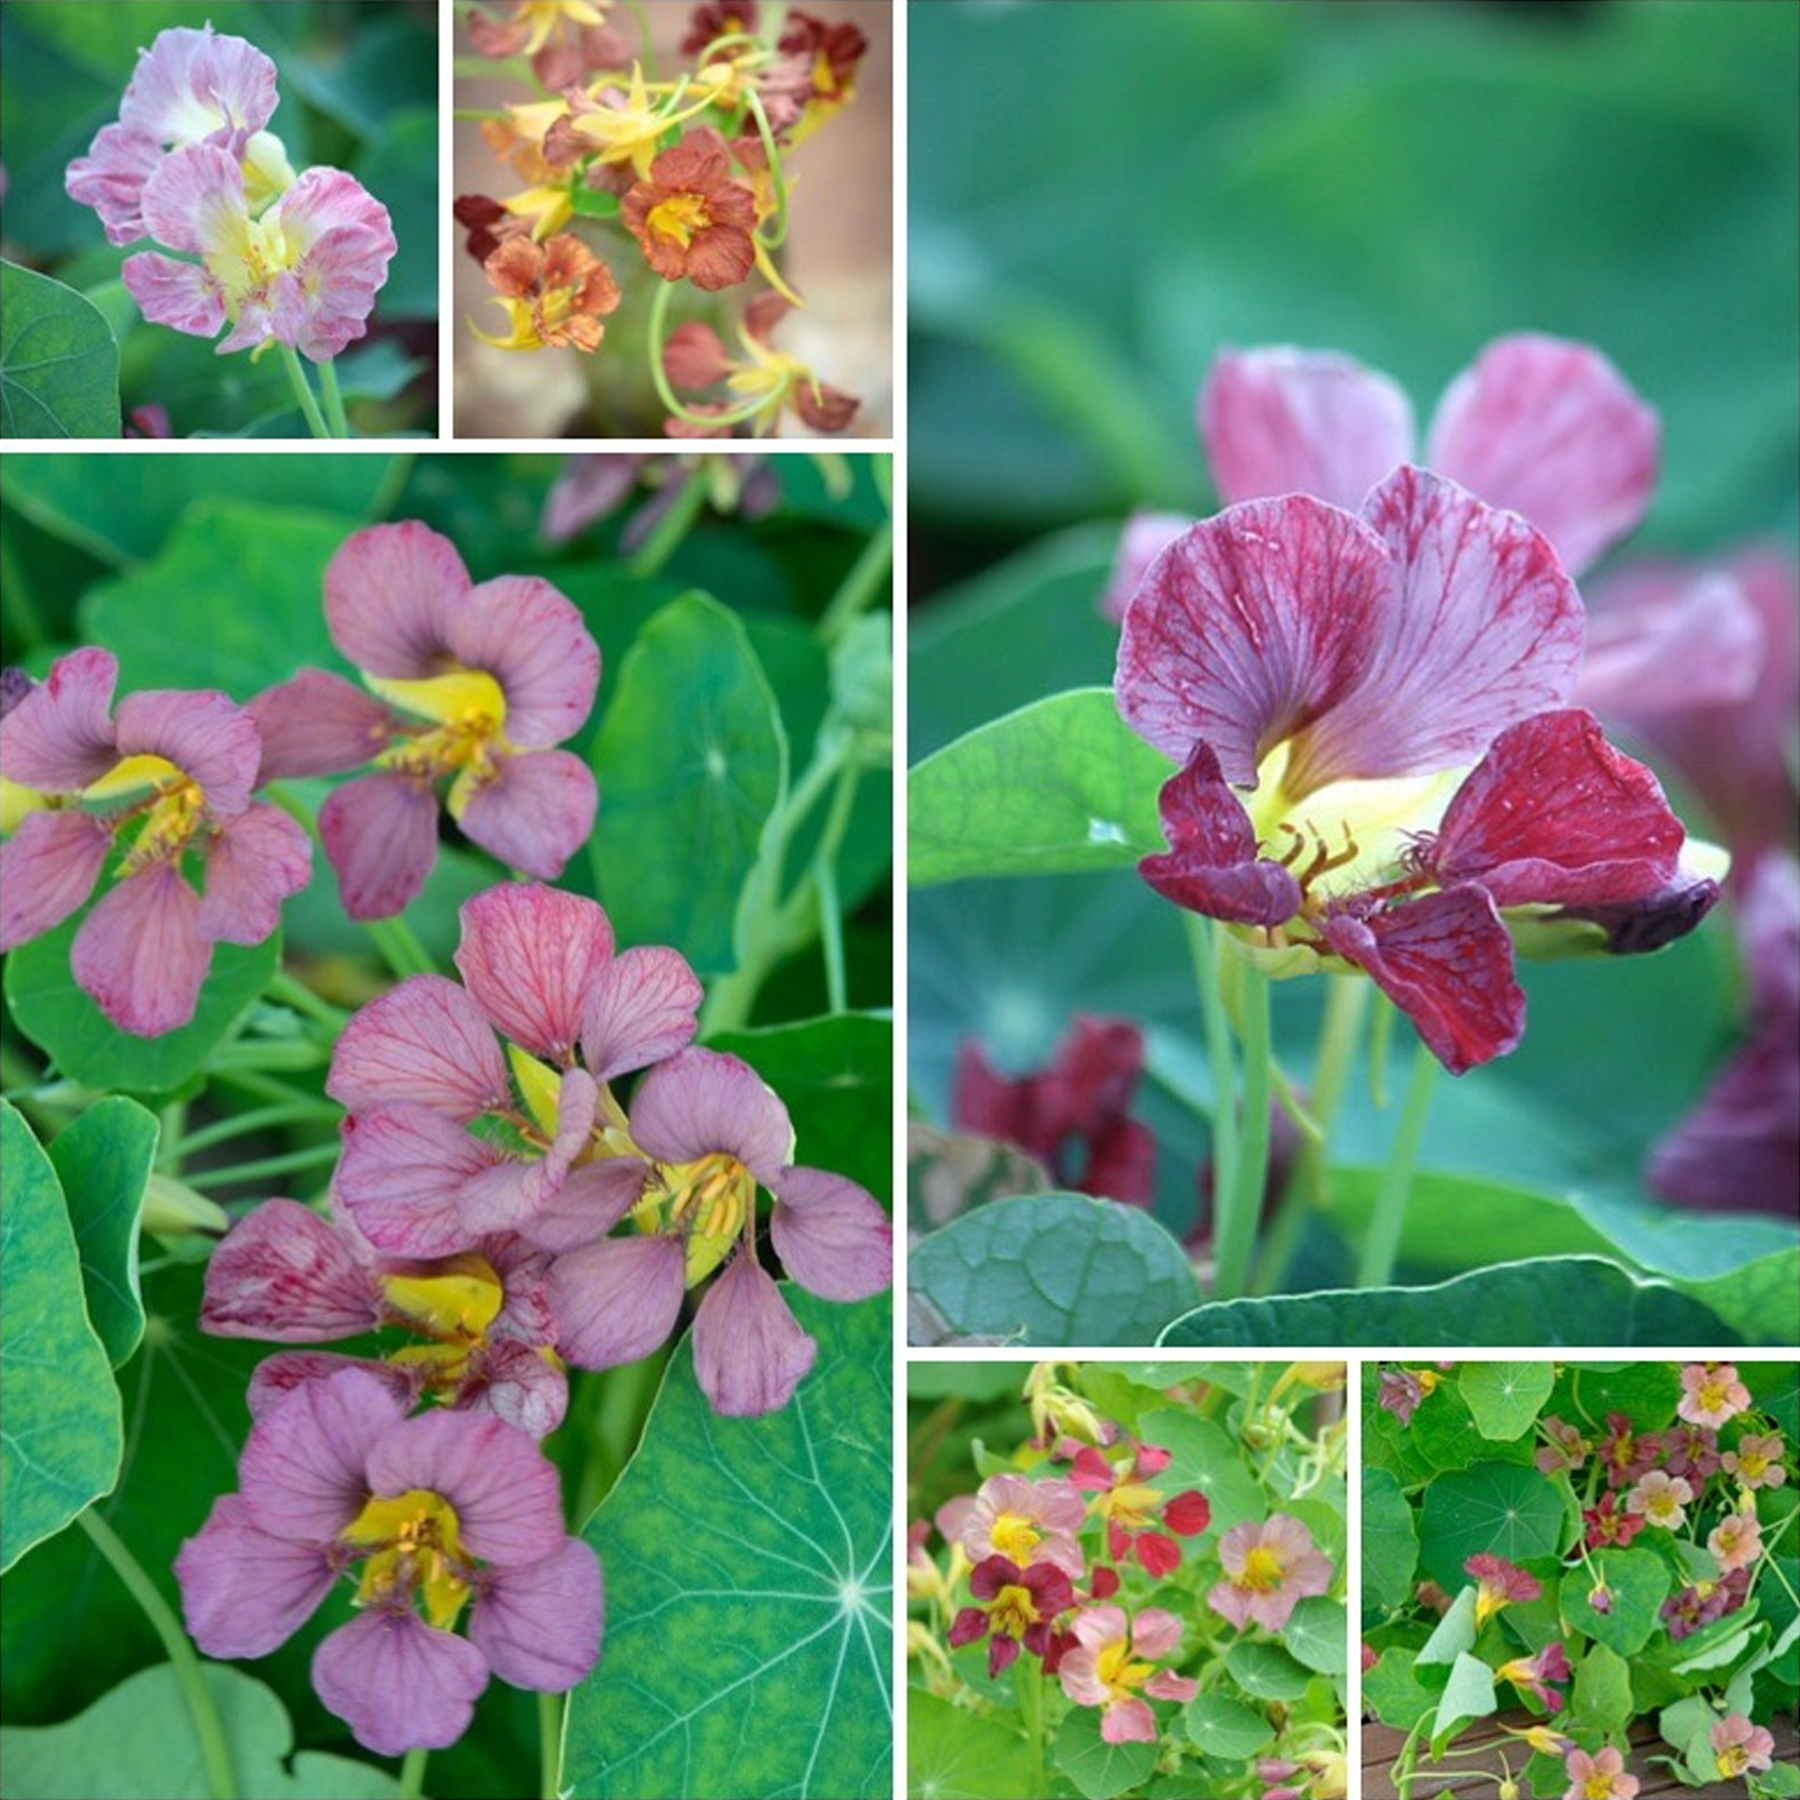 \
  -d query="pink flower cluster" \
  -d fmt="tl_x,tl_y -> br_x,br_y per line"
65,26 -> 395,360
